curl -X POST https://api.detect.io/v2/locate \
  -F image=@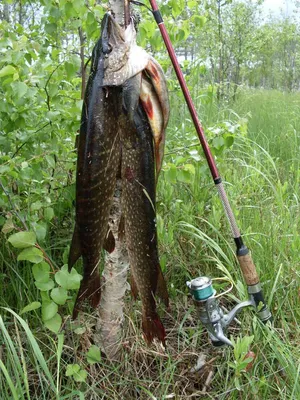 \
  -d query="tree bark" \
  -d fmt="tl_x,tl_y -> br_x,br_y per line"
94,0 -> 130,360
